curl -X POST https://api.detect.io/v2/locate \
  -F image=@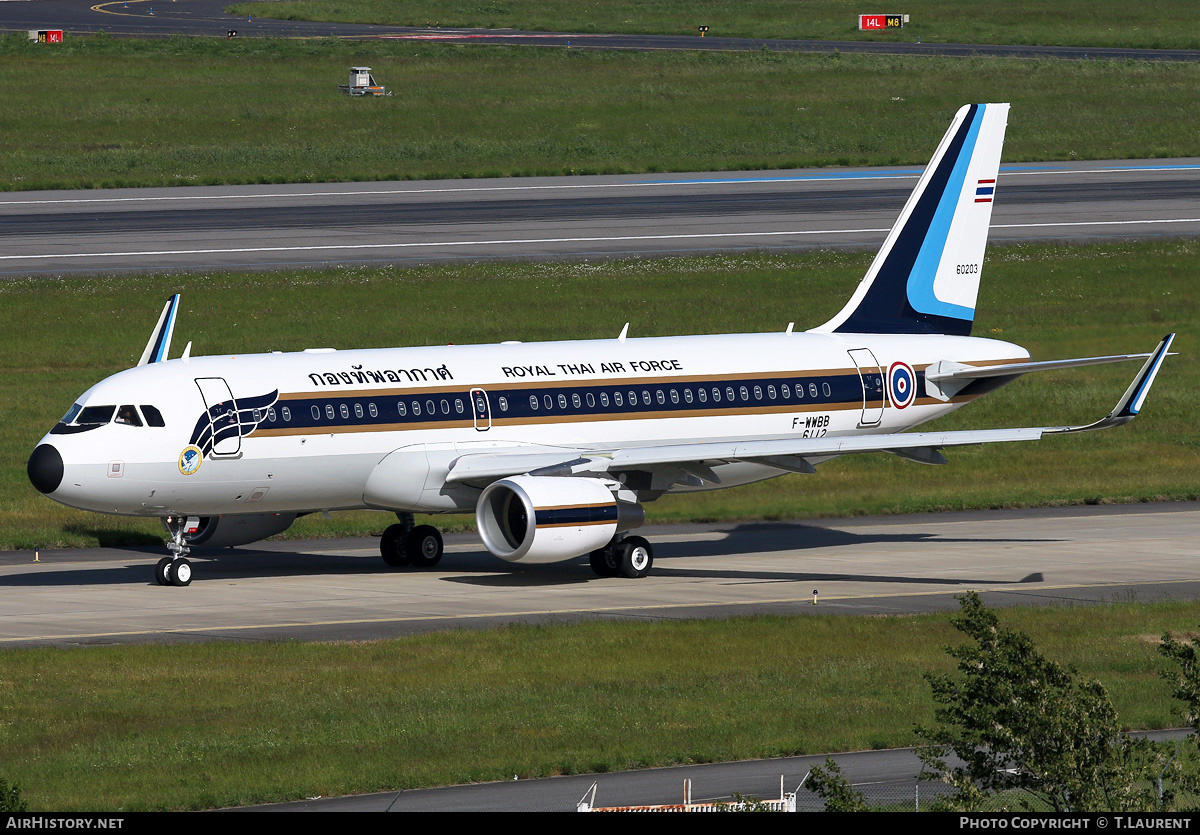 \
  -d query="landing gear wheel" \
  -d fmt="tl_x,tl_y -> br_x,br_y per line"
169,558 -> 192,587
405,525 -> 443,568
589,547 -> 619,577
155,556 -> 173,586
380,524 -> 410,567
618,536 -> 653,579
